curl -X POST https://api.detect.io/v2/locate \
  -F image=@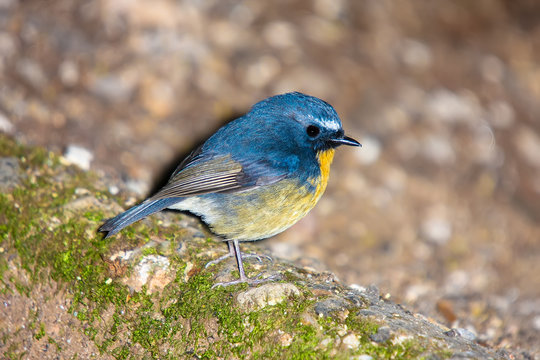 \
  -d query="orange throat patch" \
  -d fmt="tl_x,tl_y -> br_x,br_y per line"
314,148 -> 335,199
